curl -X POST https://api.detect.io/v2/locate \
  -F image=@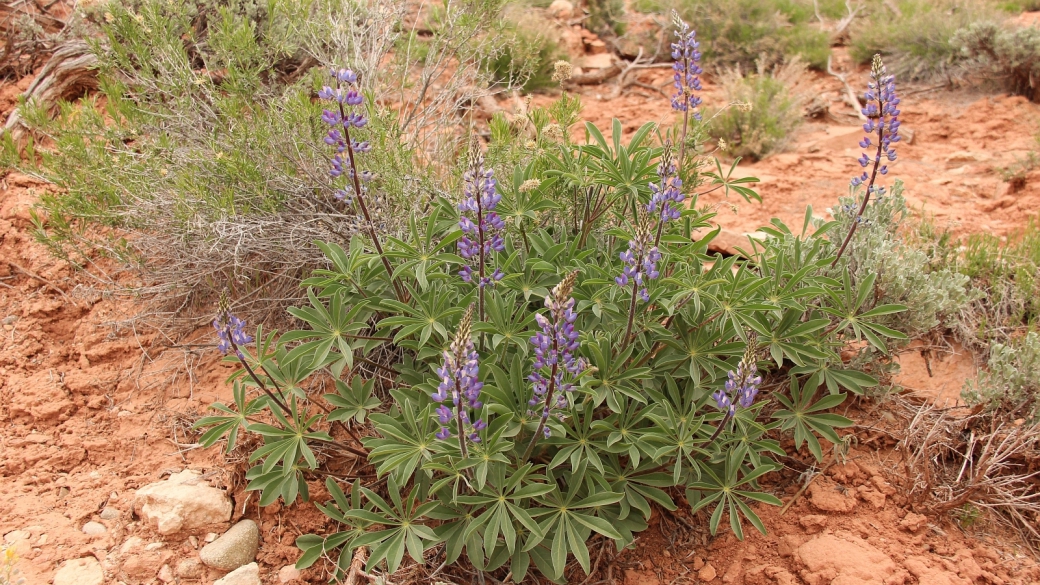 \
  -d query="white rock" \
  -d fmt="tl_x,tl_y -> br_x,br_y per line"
200,519 -> 259,571
158,564 -> 175,582
120,536 -> 144,555
134,470 -> 232,534
214,562 -> 261,585
54,557 -> 104,585
278,564 -> 302,583
547,0 -> 575,19
100,508 -> 120,520
3,530 -> 30,544
175,558 -> 203,579
82,521 -> 107,535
